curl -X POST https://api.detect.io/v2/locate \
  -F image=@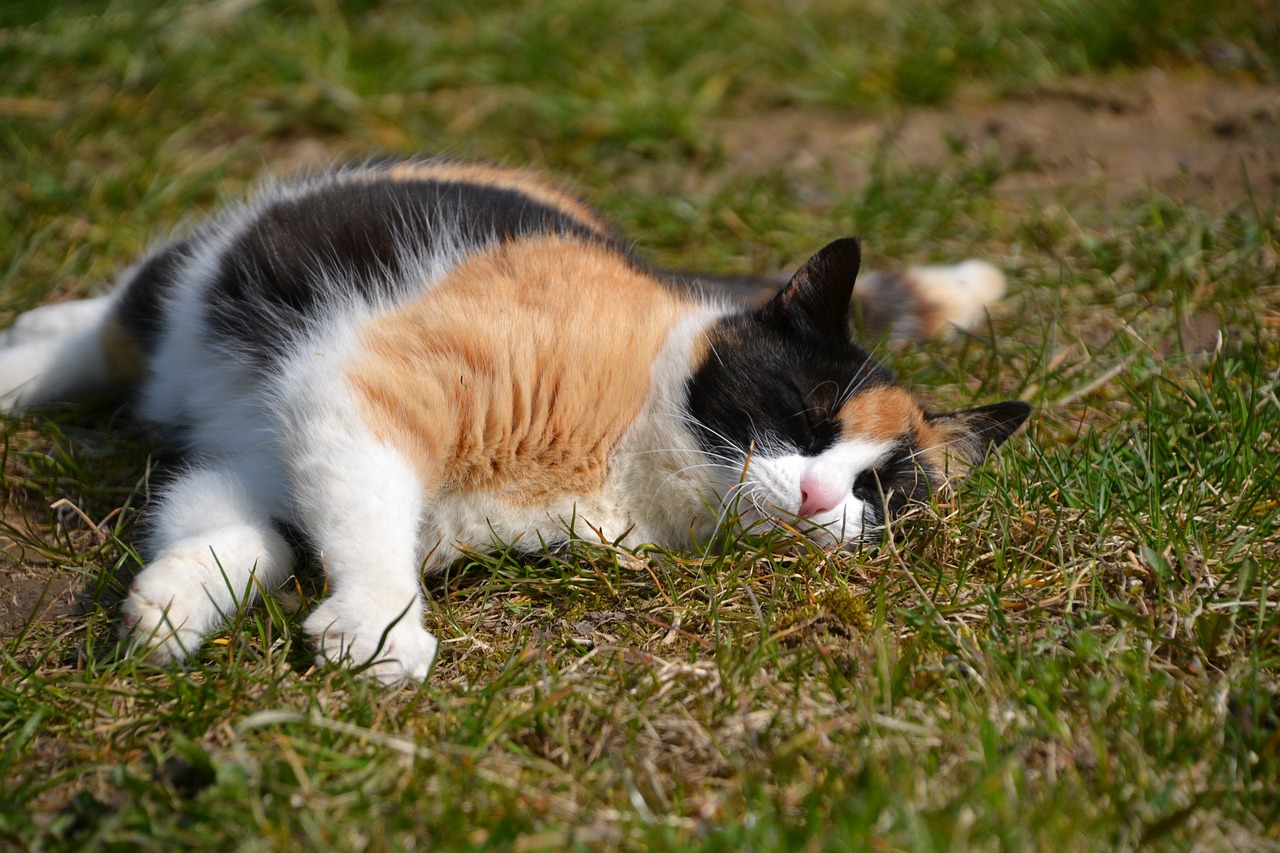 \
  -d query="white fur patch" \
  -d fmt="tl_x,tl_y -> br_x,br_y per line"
0,296 -> 118,412
0,295 -> 114,346
596,308 -> 732,547
727,438 -> 896,545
